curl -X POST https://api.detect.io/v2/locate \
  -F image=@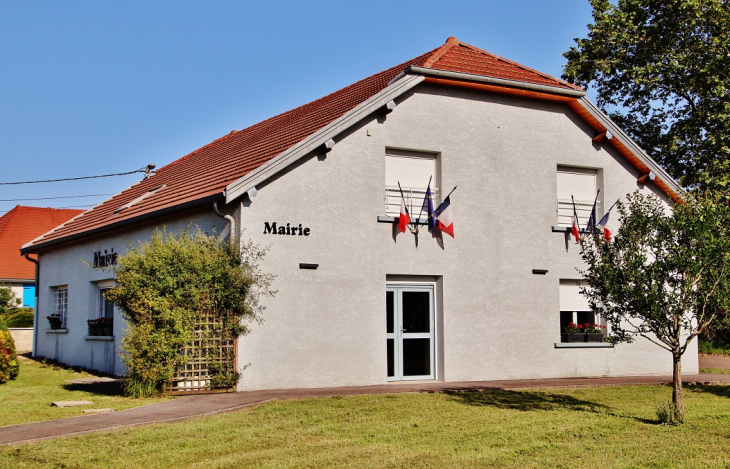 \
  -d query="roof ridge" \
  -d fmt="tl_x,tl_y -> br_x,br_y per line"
422,36 -> 460,68
455,41 -> 582,91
